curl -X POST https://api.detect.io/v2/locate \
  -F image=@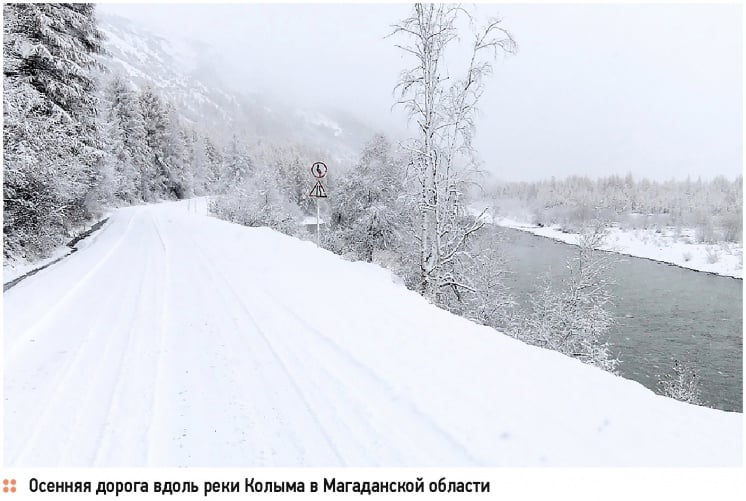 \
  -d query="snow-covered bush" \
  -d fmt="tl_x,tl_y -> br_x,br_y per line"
442,229 -> 516,332
719,211 -> 742,243
658,360 -> 704,406
210,165 -> 300,237
328,134 -> 407,263
513,221 -> 619,373
705,248 -> 720,264
695,219 -> 716,244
